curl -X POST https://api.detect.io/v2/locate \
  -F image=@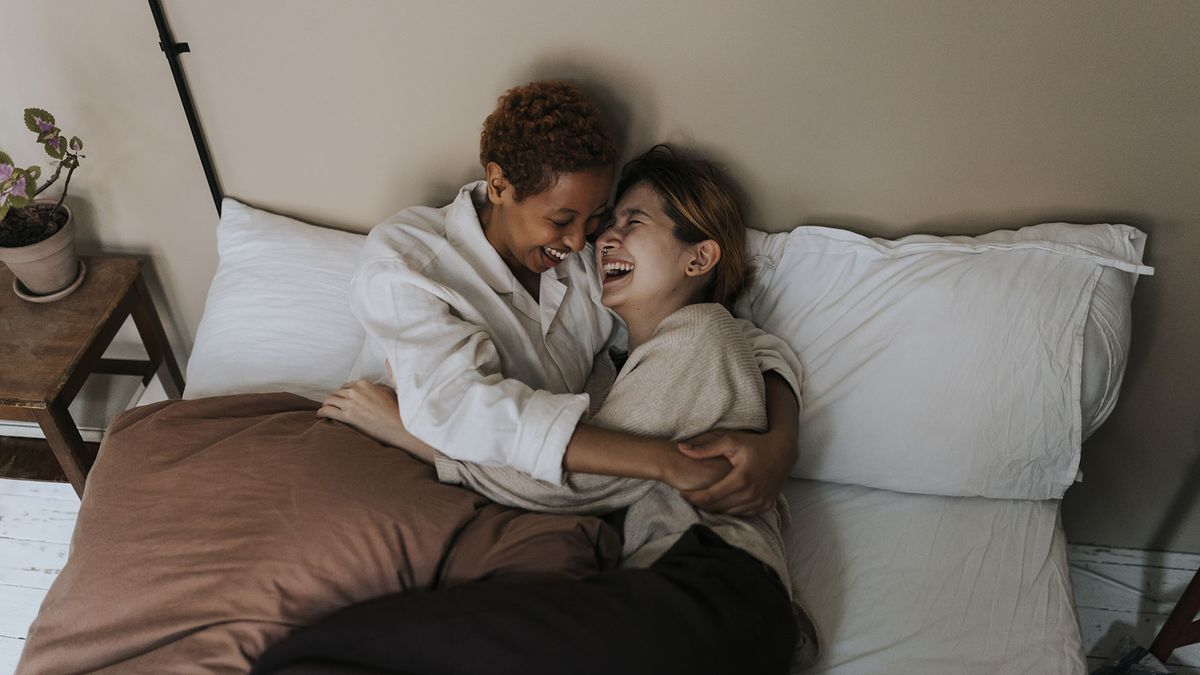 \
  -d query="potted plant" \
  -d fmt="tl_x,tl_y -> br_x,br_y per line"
0,107 -> 86,302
